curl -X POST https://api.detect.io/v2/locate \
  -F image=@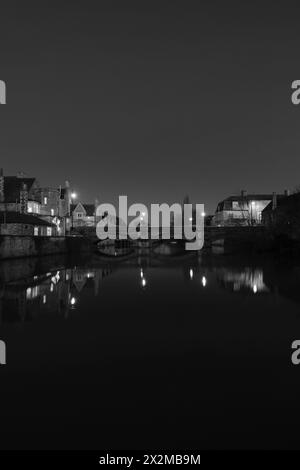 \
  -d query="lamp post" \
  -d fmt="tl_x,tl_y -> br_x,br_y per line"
70,192 -> 77,232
